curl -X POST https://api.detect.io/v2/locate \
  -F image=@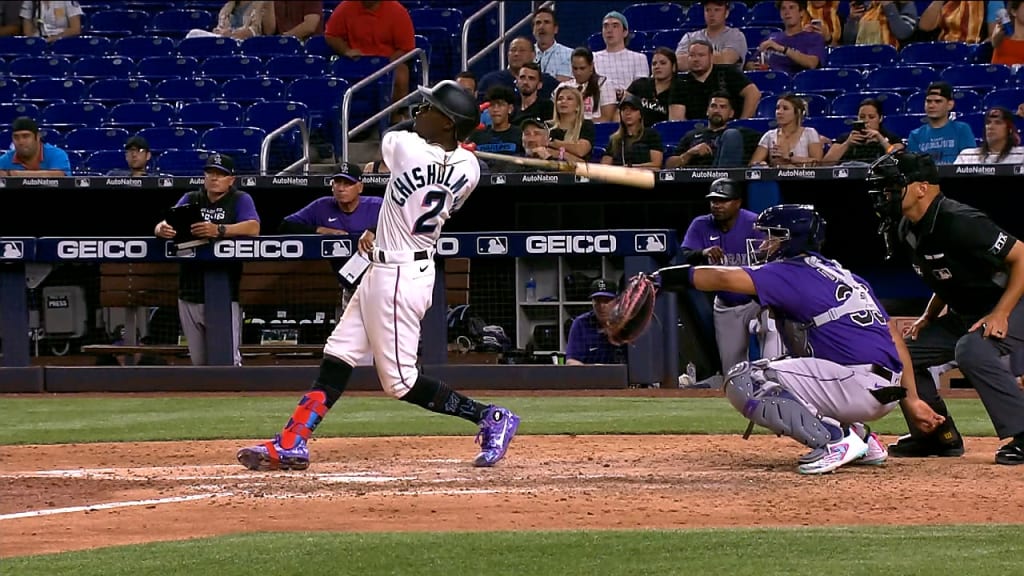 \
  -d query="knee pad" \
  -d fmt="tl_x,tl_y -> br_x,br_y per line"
723,361 -> 832,450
